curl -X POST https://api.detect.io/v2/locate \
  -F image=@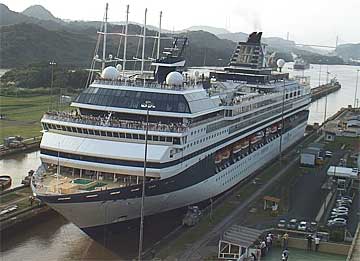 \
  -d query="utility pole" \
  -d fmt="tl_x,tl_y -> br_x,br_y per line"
138,100 -> 155,261
48,61 -> 56,111
354,69 -> 359,108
